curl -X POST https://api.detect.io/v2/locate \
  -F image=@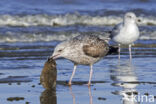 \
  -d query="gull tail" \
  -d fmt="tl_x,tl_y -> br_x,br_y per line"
107,46 -> 118,55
